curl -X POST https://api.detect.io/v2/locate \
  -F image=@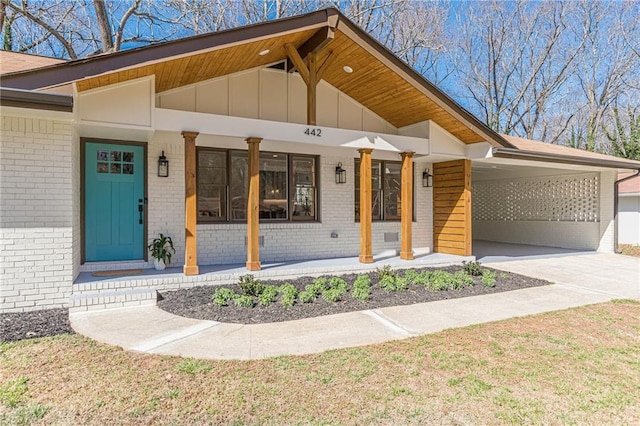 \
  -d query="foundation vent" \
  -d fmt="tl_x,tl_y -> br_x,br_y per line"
384,232 -> 399,242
